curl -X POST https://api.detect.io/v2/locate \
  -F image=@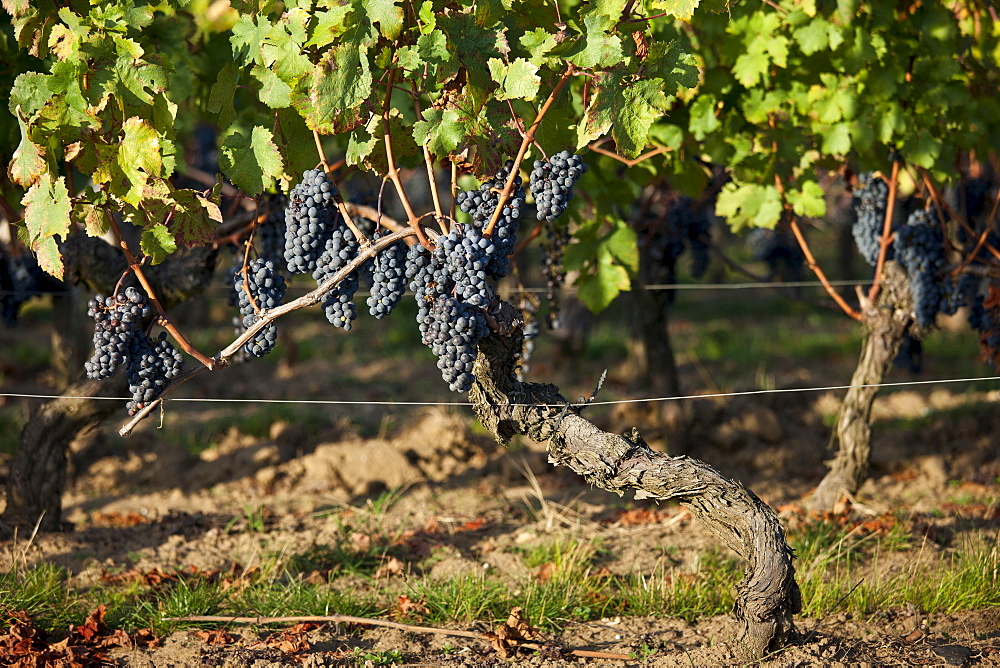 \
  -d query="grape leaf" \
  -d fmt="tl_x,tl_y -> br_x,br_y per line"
581,72 -> 669,158
219,126 -> 285,195
140,223 -> 177,265
715,182 -> 782,231
649,0 -> 700,20
118,117 -> 162,205
252,65 -> 292,109
208,63 -> 240,127
487,58 -> 540,100
231,14 -> 272,66
9,112 -> 47,187
306,40 -> 373,134
170,188 -> 224,247
788,180 -> 826,218
362,0 -> 403,40
20,172 -> 71,279
413,108 -> 467,156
